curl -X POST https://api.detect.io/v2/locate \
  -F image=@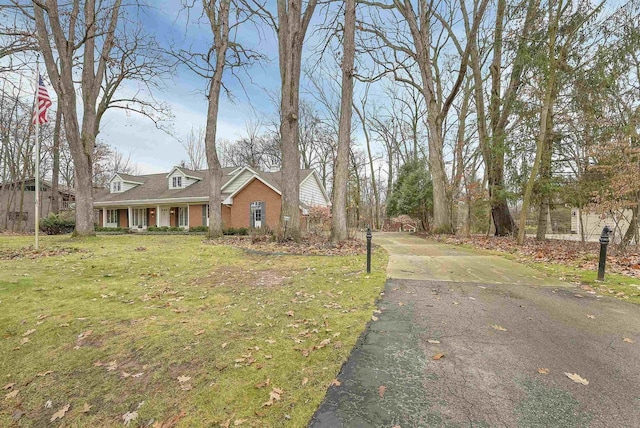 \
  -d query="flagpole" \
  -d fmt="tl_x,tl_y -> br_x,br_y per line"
34,62 -> 40,250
